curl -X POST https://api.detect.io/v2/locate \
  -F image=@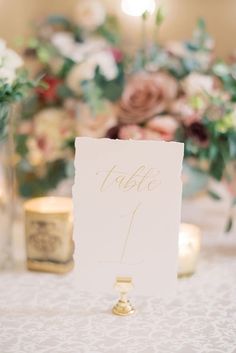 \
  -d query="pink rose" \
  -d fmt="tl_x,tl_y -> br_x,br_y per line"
146,115 -> 179,141
117,71 -> 178,124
